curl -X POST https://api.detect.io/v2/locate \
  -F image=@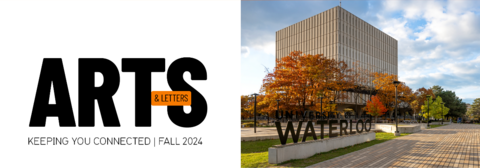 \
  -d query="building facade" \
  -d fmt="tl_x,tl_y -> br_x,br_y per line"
275,6 -> 398,109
